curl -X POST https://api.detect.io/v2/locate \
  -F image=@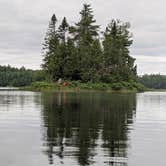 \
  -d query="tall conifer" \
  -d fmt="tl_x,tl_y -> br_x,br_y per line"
71,4 -> 101,81
42,14 -> 60,80
103,20 -> 136,81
